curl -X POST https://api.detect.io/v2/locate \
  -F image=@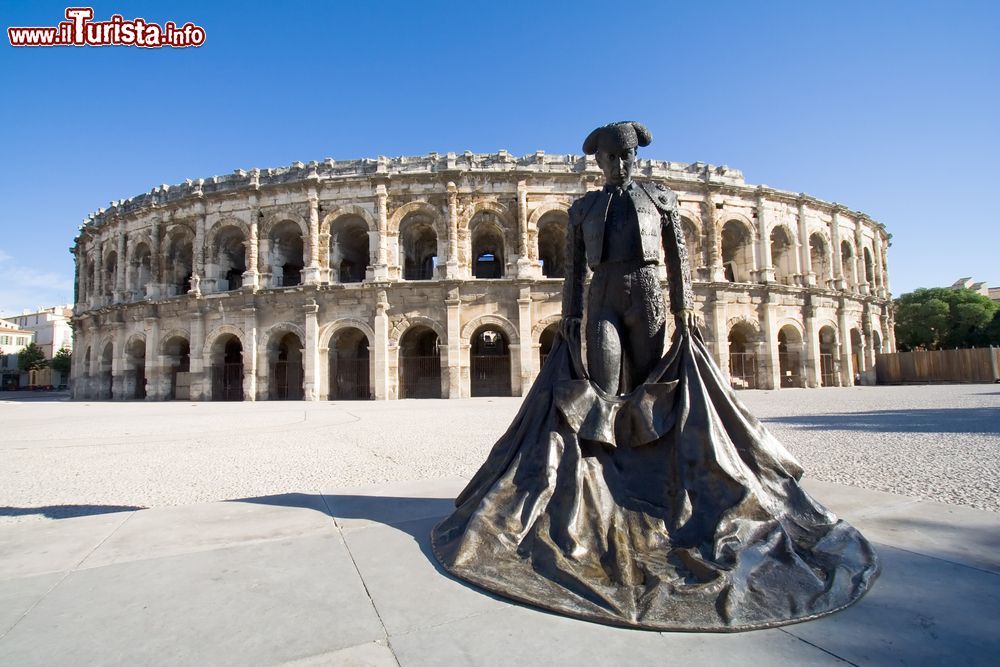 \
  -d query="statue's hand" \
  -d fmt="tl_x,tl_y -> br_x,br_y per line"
560,316 -> 582,341
674,309 -> 697,334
